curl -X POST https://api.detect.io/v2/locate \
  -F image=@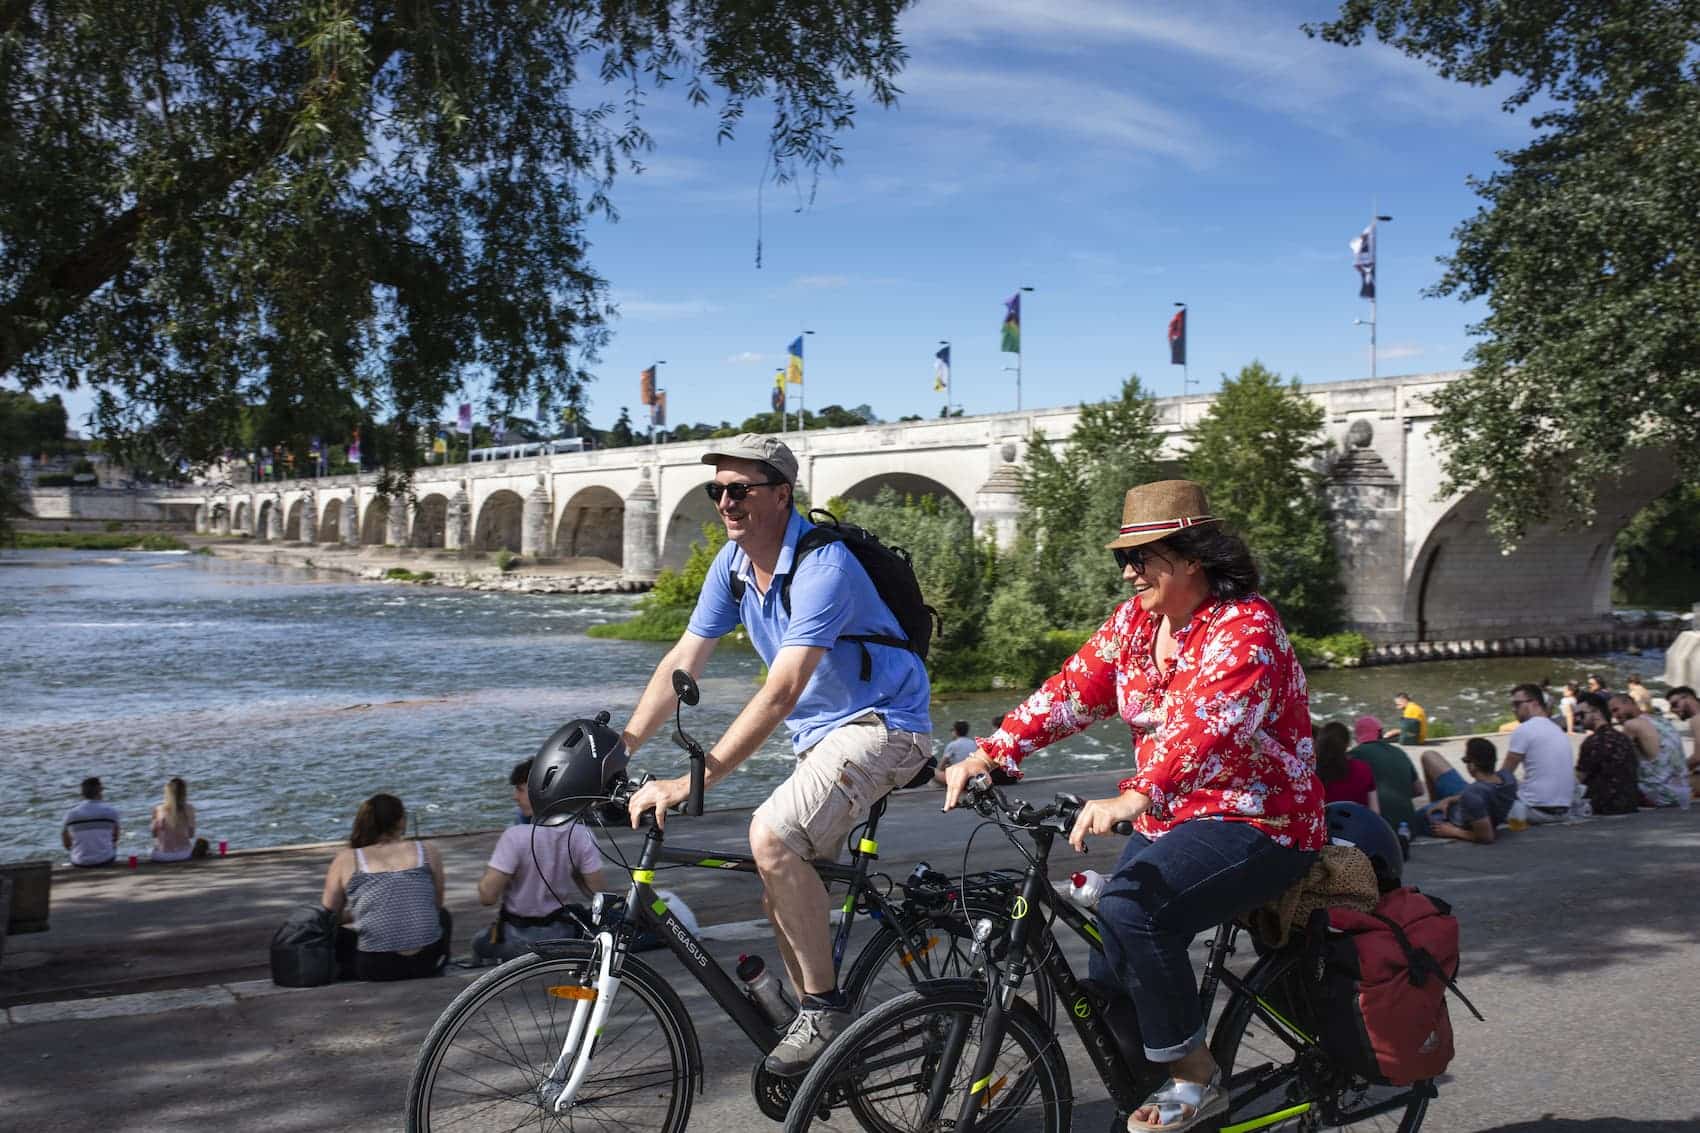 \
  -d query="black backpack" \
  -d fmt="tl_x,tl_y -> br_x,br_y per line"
728,508 -> 938,680
270,904 -> 338,987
